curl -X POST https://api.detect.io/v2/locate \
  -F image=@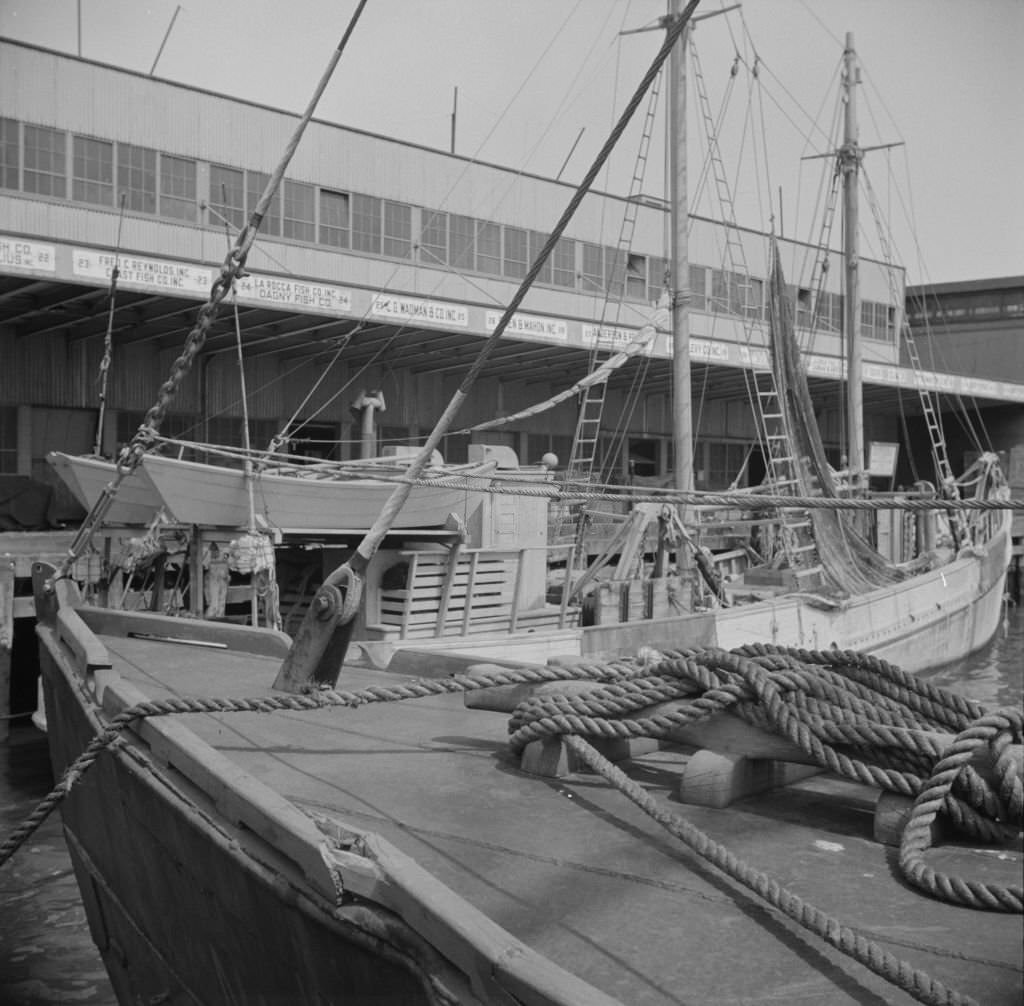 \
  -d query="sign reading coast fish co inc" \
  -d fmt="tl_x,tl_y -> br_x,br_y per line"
0,237 -> 56,273
73,249 -> 211,294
